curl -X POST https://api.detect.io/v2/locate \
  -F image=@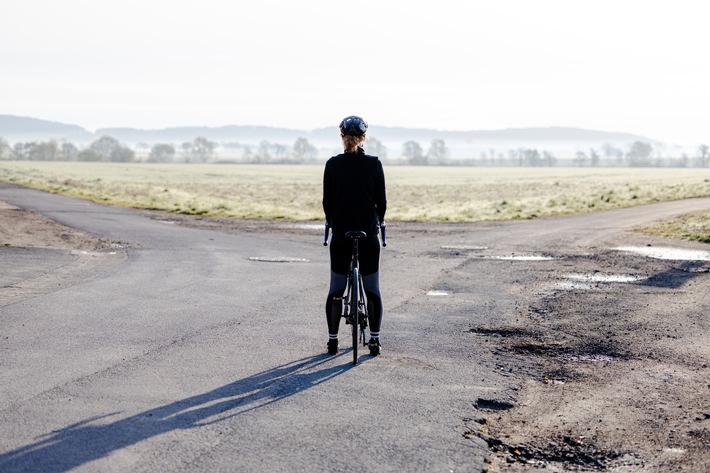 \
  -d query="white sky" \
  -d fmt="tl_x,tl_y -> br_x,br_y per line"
2,0 -> 709,145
